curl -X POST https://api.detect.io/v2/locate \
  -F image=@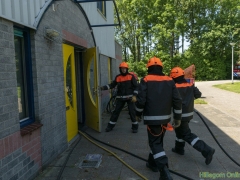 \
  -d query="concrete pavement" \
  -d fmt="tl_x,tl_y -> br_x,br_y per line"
34,80 -> 240,180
